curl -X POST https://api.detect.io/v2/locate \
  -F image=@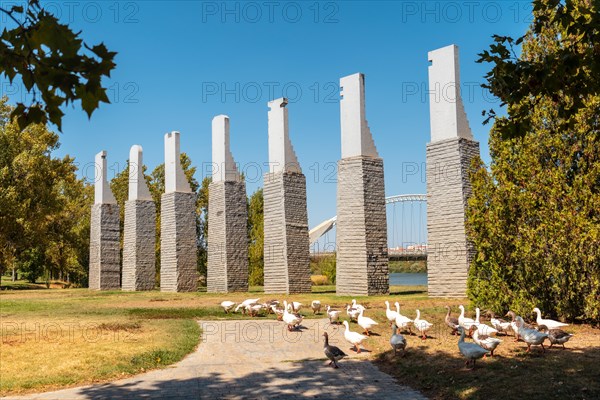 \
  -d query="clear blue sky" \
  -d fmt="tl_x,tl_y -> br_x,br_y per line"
3,1 -> 532,230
